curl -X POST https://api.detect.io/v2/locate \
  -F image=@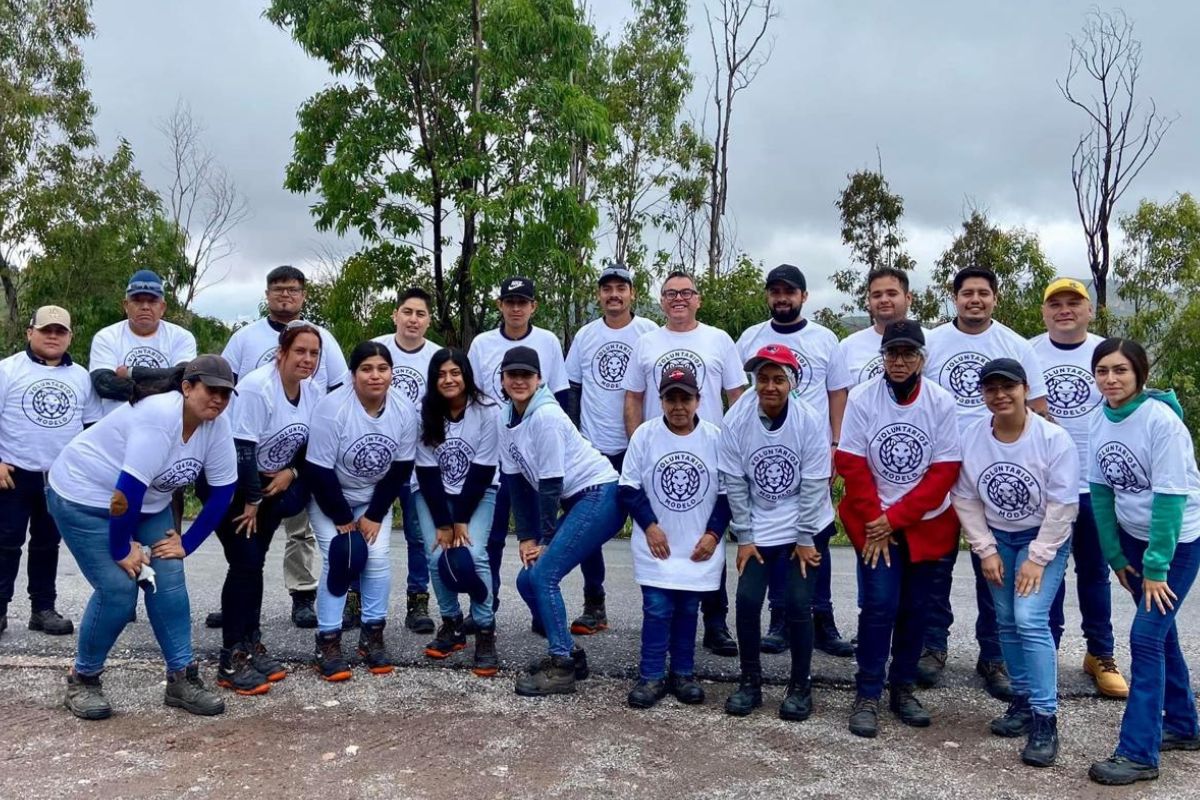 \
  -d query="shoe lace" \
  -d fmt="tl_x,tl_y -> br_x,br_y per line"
1094,655 -> 1121,674
853,697 -> 879,713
